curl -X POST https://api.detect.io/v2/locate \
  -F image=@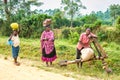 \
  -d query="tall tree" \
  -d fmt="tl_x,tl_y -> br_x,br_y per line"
61,0 -> 86,27
104,9 -> 110,20
0,0 -> 43,36
0,0 -> 43,20
96,11 -> 104,20
80,12 -> 97,25
110,4 -> 120,25
45,9 -> 61,16
3,0 -> 10,21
